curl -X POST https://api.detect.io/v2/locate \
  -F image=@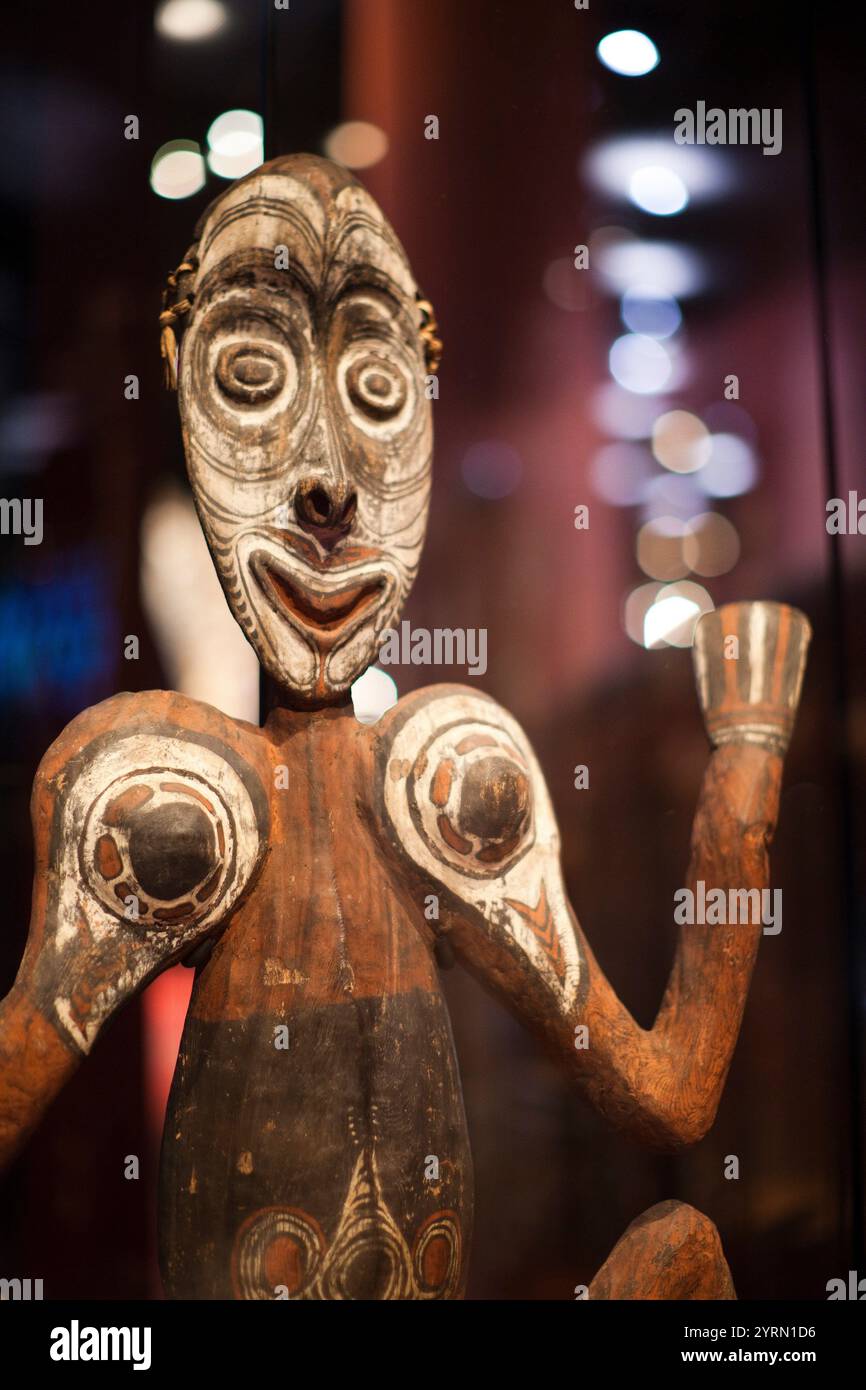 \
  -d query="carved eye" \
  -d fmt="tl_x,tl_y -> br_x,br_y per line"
345,353 -> 408,421
216,342 -> 286,405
